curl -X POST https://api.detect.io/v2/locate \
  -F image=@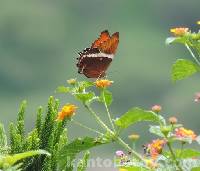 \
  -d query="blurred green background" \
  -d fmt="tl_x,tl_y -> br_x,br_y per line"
0,0 -> 200,170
